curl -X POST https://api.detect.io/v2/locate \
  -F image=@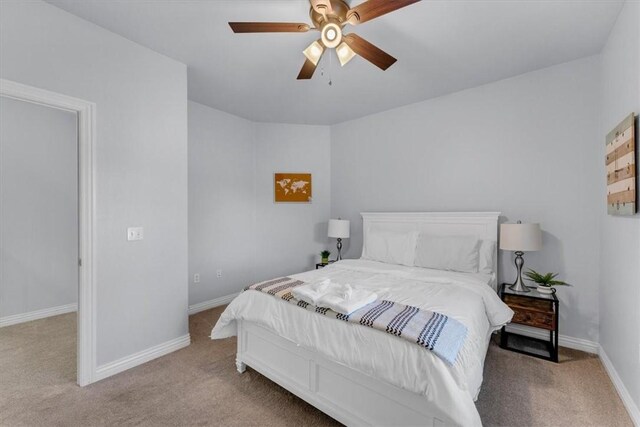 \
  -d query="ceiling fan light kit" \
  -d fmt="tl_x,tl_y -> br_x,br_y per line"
320,22 -> 342,48
303,40 -> 325,66
336,42 -> 356,66
229,0 -> 421,80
